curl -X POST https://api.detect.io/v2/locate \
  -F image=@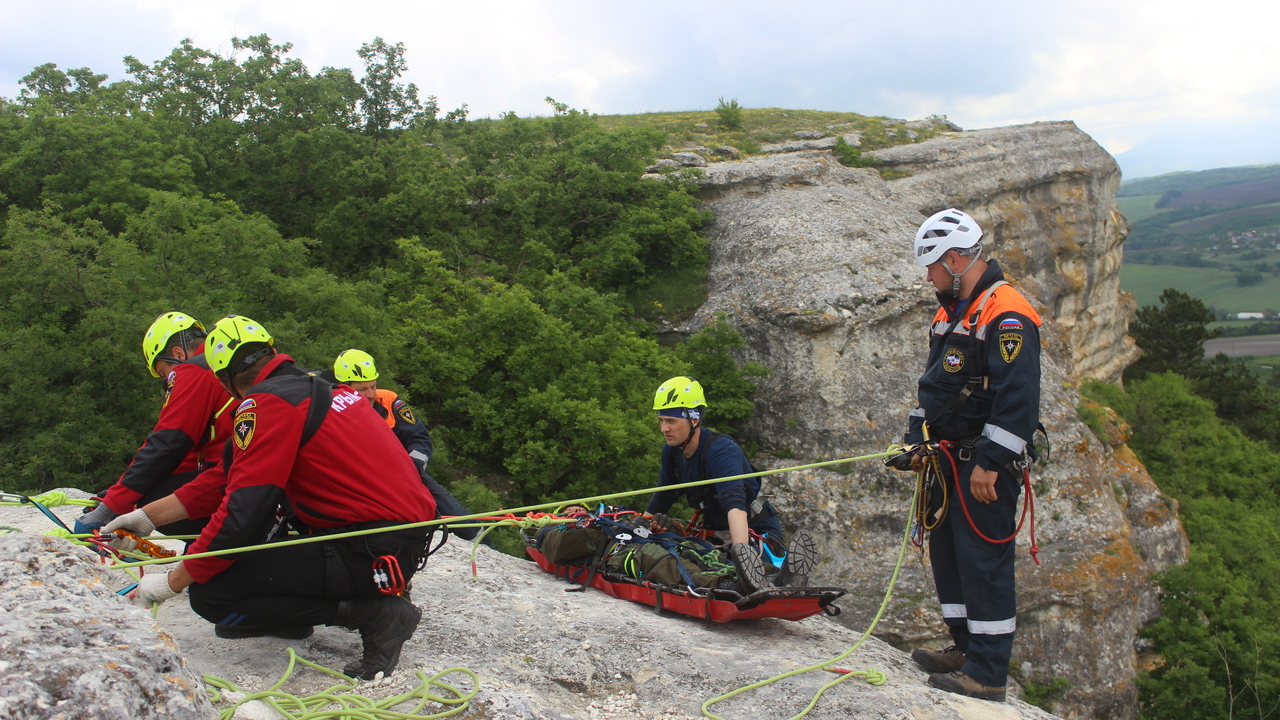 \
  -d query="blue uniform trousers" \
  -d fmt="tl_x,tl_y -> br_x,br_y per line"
929,453 -> 1021,687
